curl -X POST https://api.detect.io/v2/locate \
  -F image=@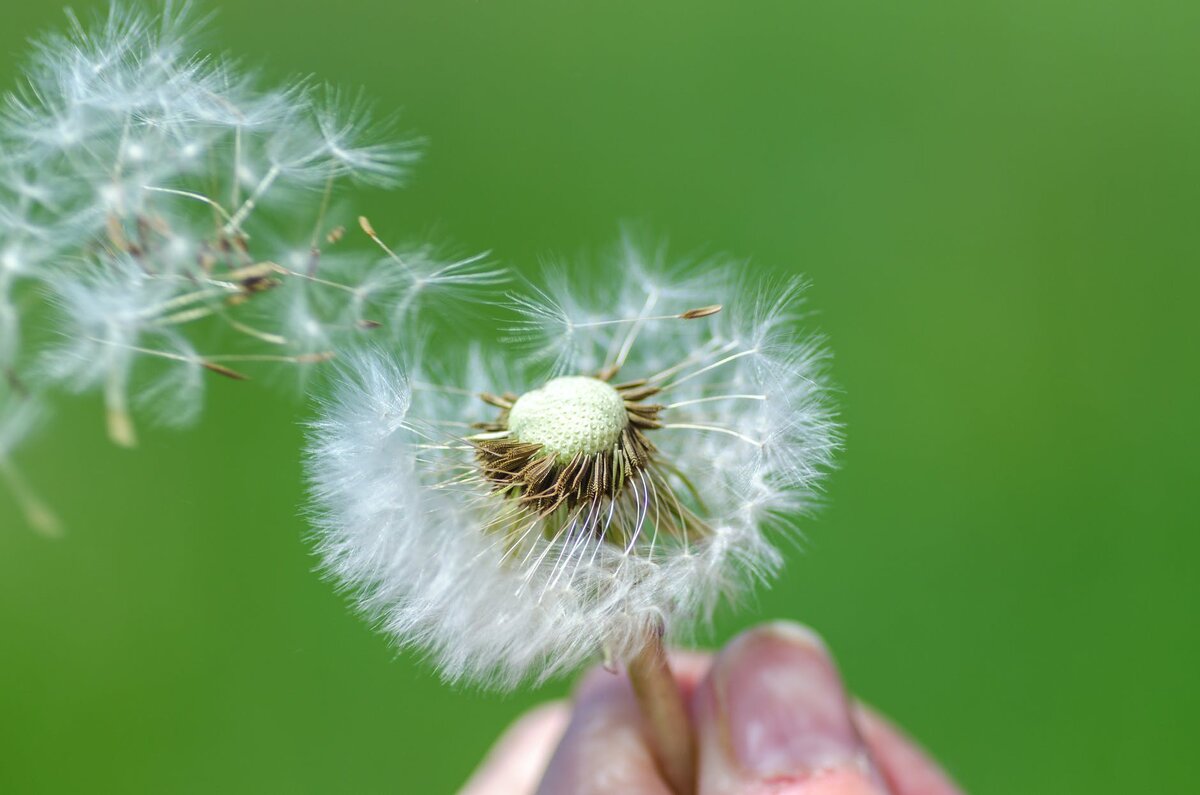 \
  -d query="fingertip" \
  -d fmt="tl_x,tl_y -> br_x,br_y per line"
693,622 -> 890,795
665,649 -> 715,689
458,702 -> 569,795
